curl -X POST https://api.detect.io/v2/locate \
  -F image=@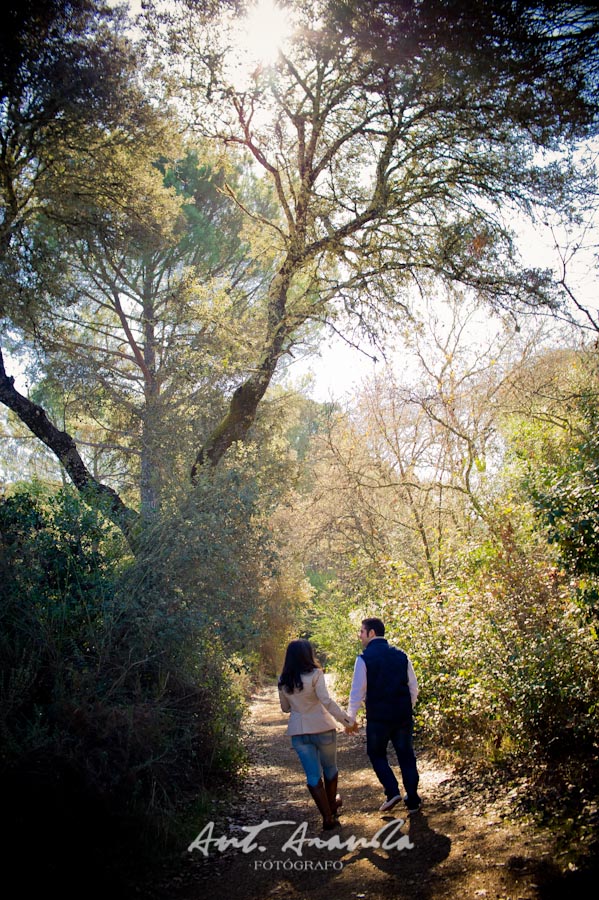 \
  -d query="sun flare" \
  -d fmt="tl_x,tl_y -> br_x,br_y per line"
237,0 -> 292,66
